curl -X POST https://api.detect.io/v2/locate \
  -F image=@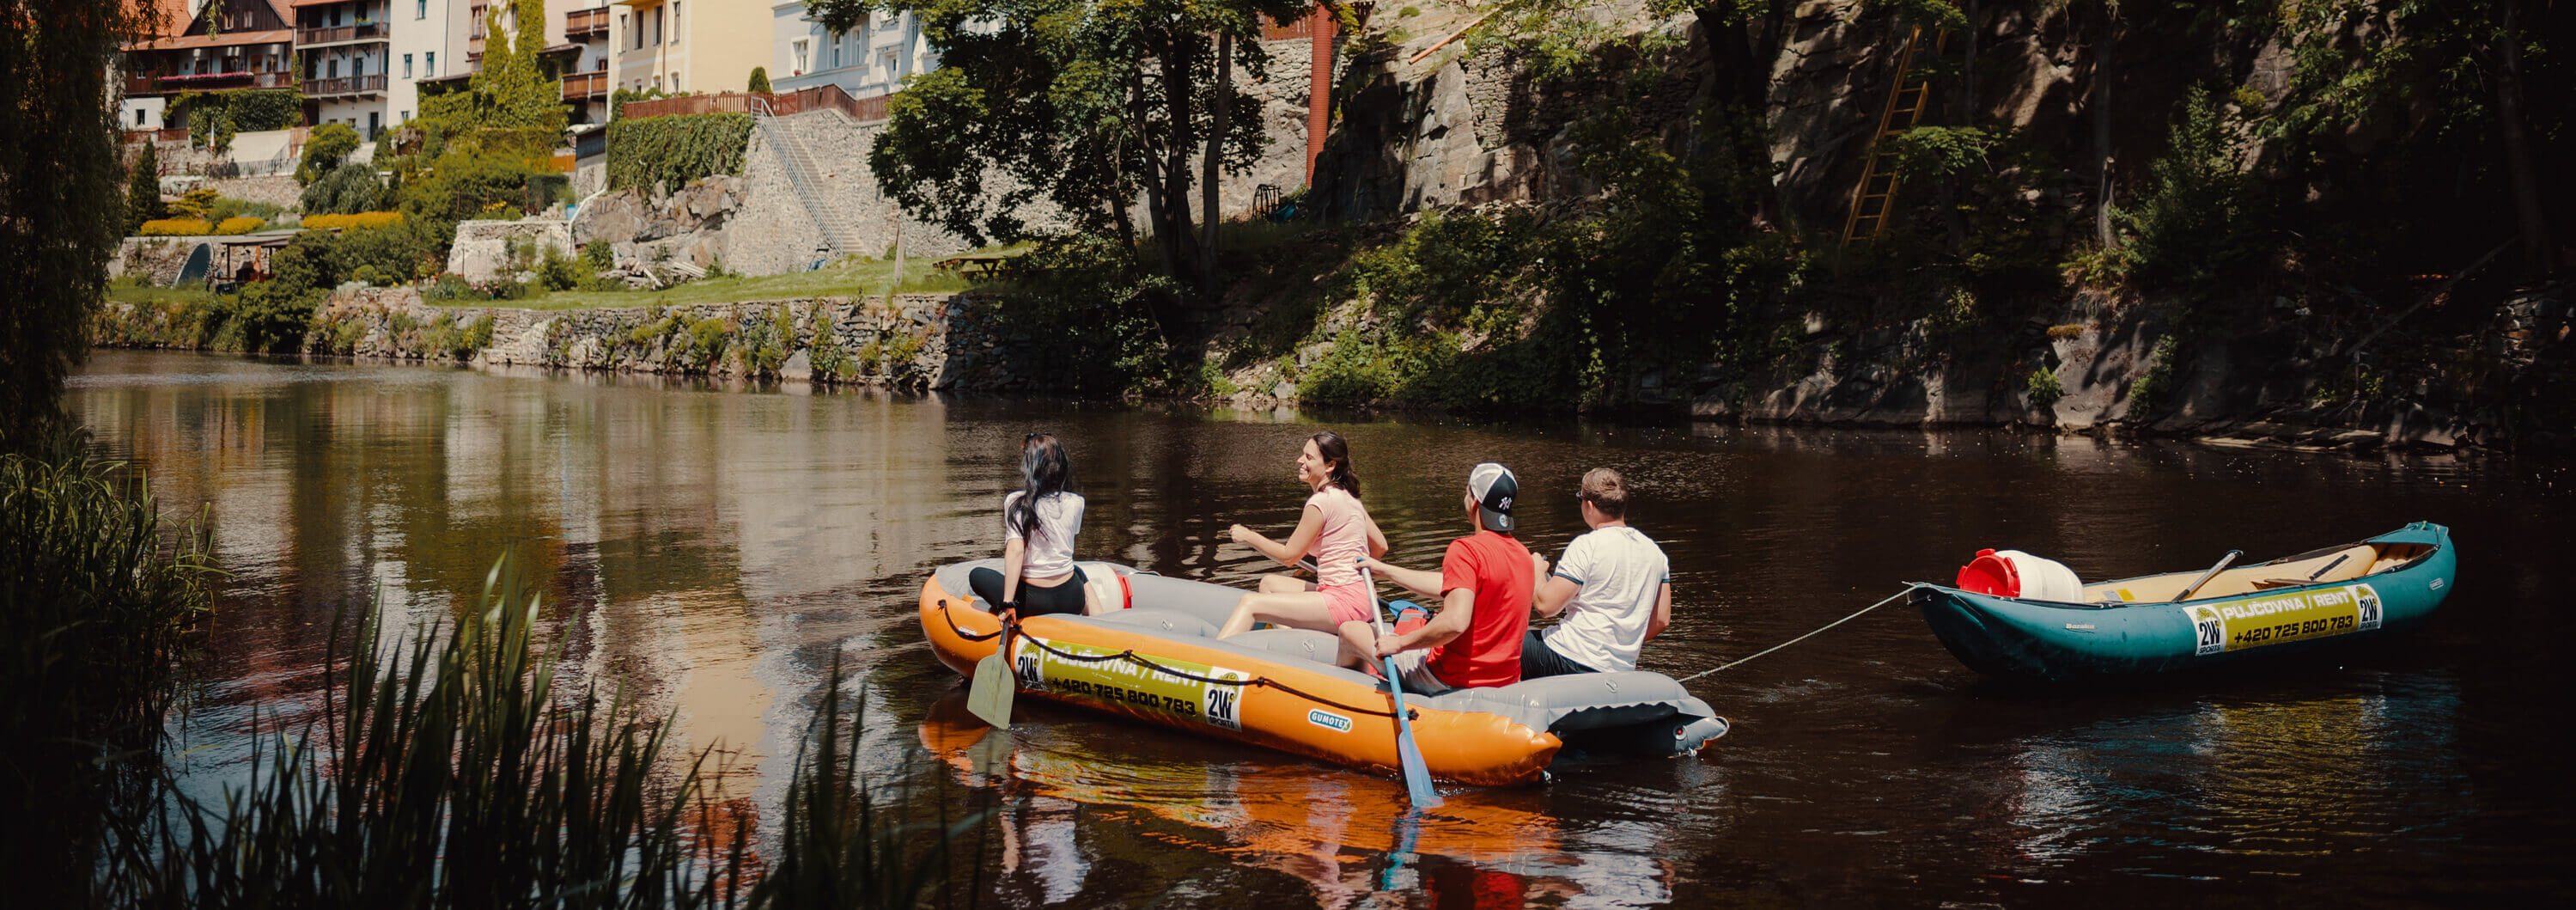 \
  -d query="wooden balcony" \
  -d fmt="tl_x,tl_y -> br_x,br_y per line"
131,70 -> 295,95
297,21 -> 387,46
562,71 -> 606,100
566,7 -> 608,40
303,74 -> 387,97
